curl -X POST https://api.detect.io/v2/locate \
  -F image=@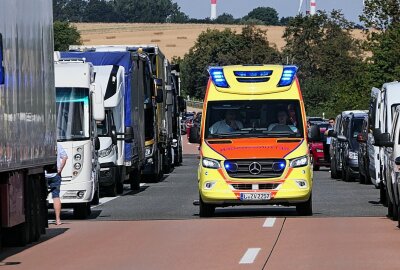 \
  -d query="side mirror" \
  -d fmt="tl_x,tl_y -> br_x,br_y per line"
337,135 -> 348,142
395,156 -> 400,166
309,125 -> 321,142
357,133 -> 366,143
328,130 -> 337,137
91,84 -> 105,121
178,96 -> 186,113
373,128 -> 382,139
374,132 -> 393,147
154,78 -> 163,104
111,125 -> 117,145
124,126 -> 134,143
95,137 -> 101,151
166,85 -> 173,106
